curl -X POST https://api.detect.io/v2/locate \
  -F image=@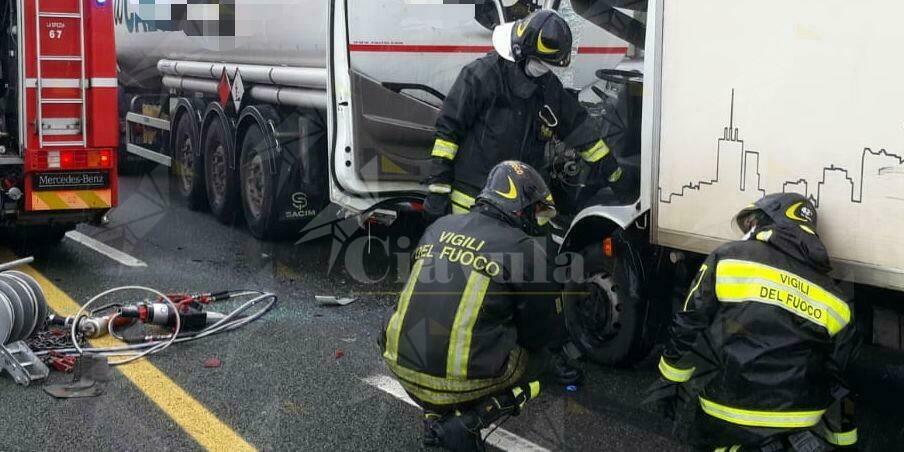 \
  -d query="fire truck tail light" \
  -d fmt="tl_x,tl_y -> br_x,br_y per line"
47,151 -> 61,169
61,151 -> 74,168
34,149 -> 113,170
87,150 -> 111,167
